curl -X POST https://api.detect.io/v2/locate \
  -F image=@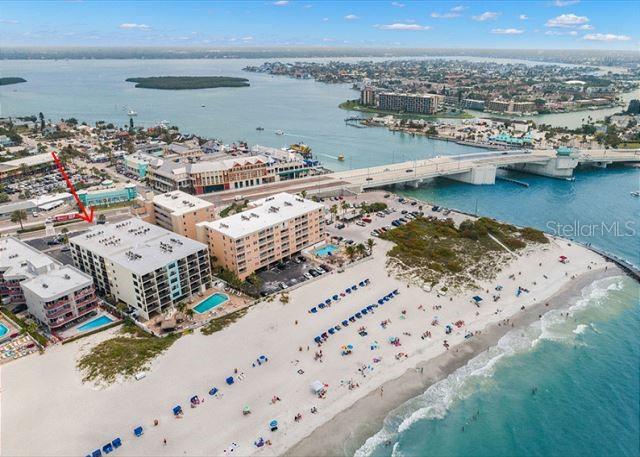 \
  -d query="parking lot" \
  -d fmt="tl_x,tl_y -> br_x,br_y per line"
25,229 -> 89,266
256,256 -> 331,296
324,191 -> 464,244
